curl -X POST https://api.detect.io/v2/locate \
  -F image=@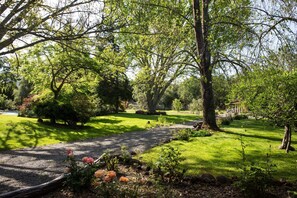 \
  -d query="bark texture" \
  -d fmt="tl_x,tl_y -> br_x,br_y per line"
192,0 -> 219,130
